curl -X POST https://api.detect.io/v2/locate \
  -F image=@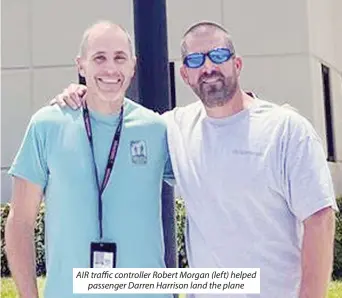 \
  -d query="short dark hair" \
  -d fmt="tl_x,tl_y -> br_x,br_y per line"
180,21 -> 235,60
